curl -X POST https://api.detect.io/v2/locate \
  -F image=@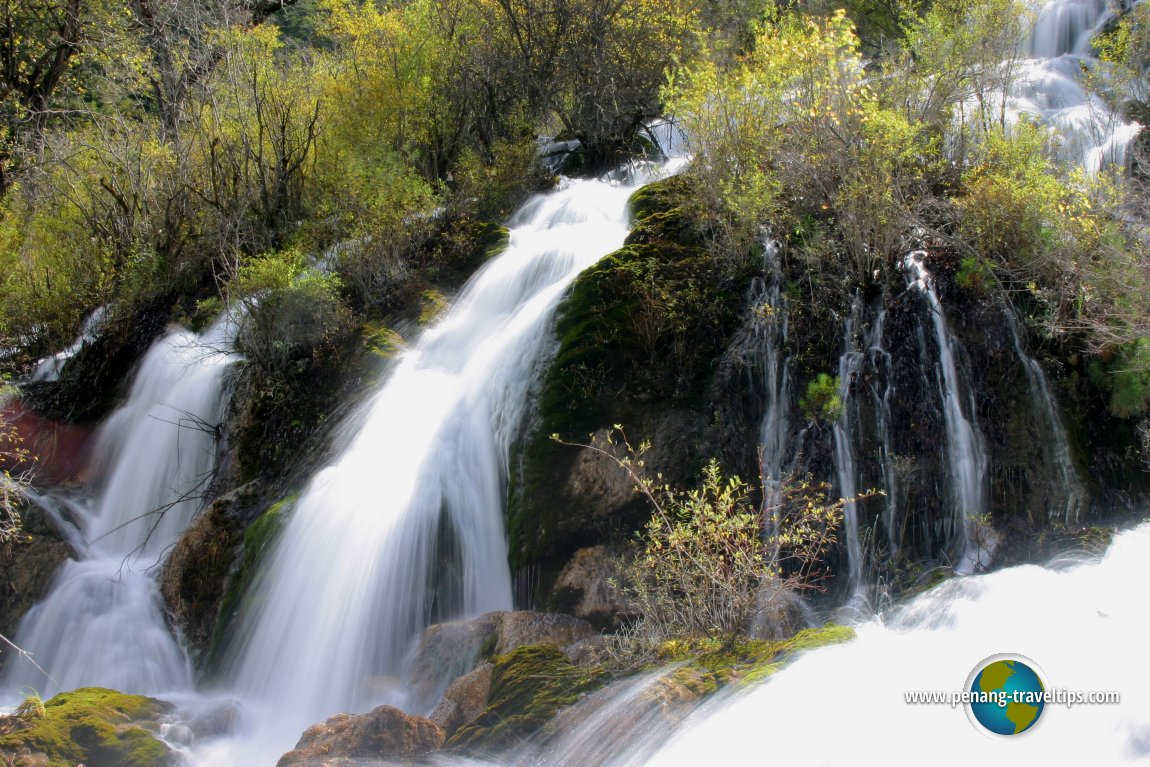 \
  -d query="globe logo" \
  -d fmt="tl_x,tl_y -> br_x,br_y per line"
965,653 -> 1047,737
